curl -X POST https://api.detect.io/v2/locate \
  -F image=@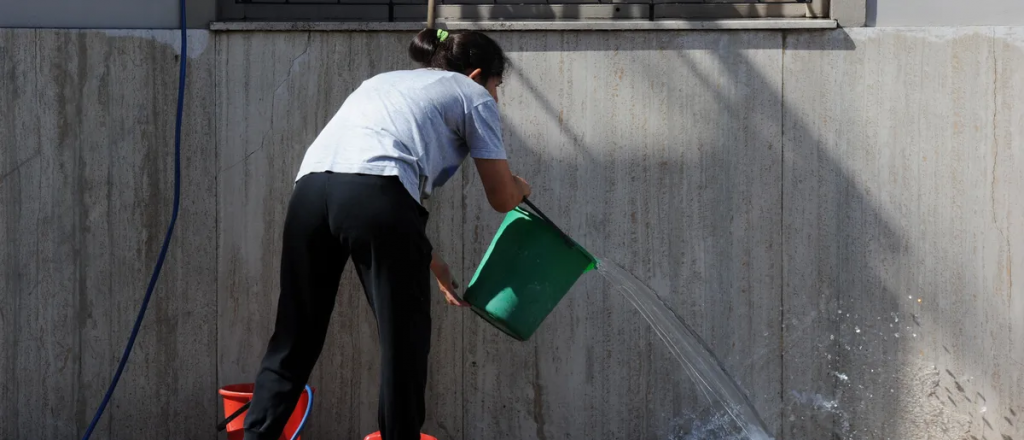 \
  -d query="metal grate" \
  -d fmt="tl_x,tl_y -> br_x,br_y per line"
218,0 -> 819,22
